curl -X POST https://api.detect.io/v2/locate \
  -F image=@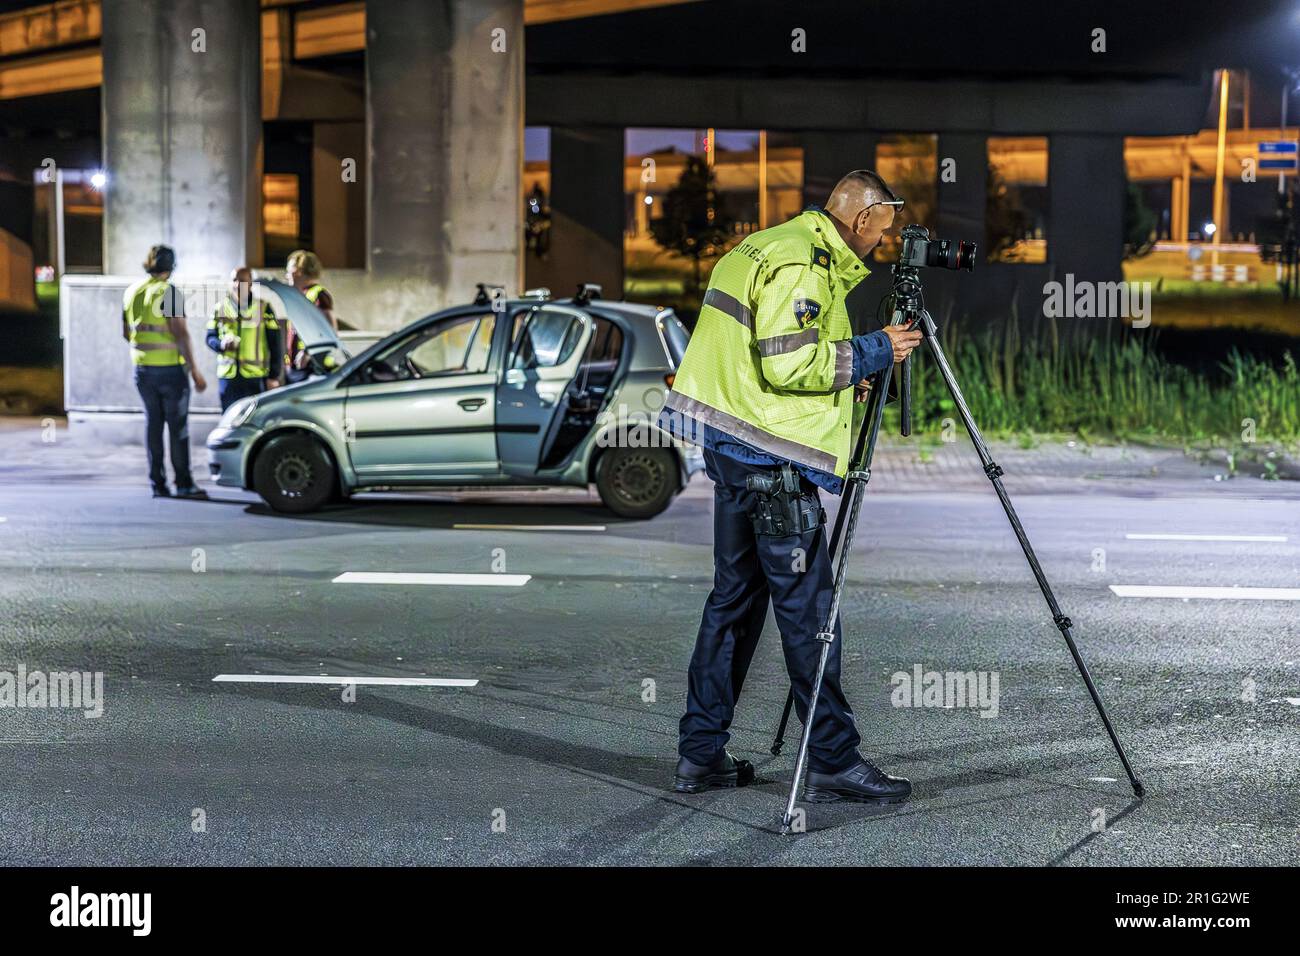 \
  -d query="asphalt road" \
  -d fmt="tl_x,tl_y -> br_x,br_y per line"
0,424 -> 1297,865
